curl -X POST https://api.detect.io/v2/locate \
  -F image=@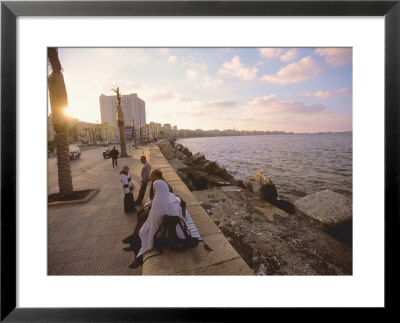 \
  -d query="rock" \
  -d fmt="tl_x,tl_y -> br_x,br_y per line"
181,147 -> 192,157
273,199 -> 295,215
192,153 -> 206,165
176,169 -> 195,191
244,171 -> 278,203
186,170 -> 208,190
294,190 -> 352,243
203,161 -> 219,174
